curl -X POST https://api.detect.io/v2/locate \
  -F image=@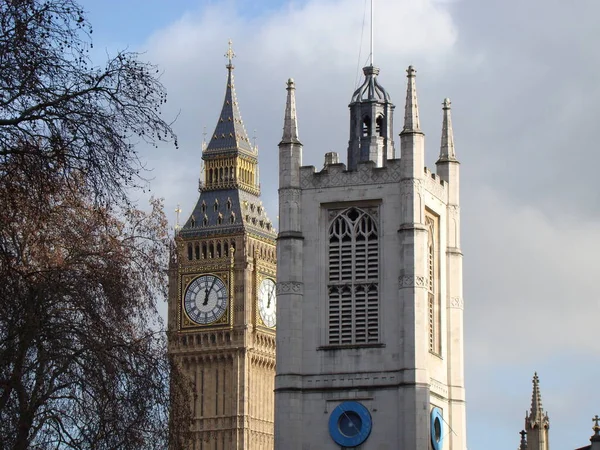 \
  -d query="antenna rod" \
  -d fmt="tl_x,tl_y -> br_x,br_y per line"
370,0 -> 374,66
